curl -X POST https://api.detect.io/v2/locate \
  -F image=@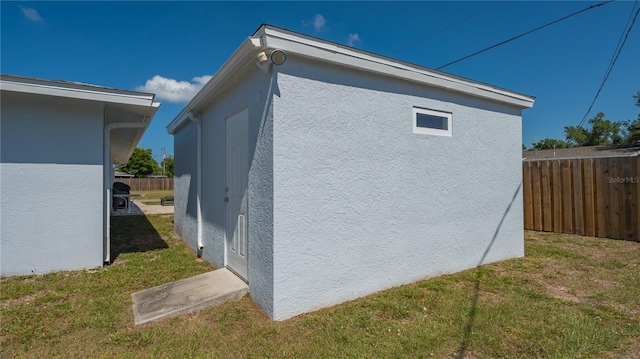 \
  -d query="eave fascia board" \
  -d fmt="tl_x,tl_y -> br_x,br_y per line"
167,24 -> 535,135
111,101 -> 160,164
0,76 -> 156,108
167,111 -> 190,135
167,37 -> 264,134
259,26 -> 535,109
132,102 -> 160,148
